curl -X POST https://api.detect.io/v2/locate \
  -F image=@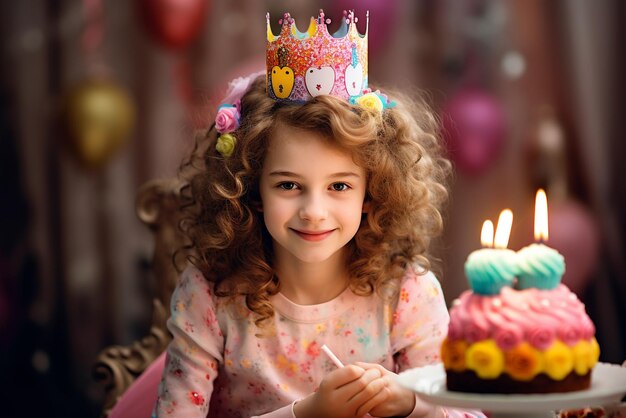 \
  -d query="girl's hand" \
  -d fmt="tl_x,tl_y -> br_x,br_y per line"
355,362 -> 439,418
293,365 -> 388,418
